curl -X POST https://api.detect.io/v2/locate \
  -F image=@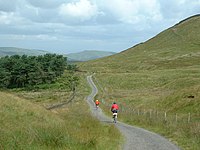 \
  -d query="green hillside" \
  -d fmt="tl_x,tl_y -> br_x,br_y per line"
80,15 -> 200,149
81,14 -> 200,72
0,47 -> 49,57
66,50 -> 116,61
